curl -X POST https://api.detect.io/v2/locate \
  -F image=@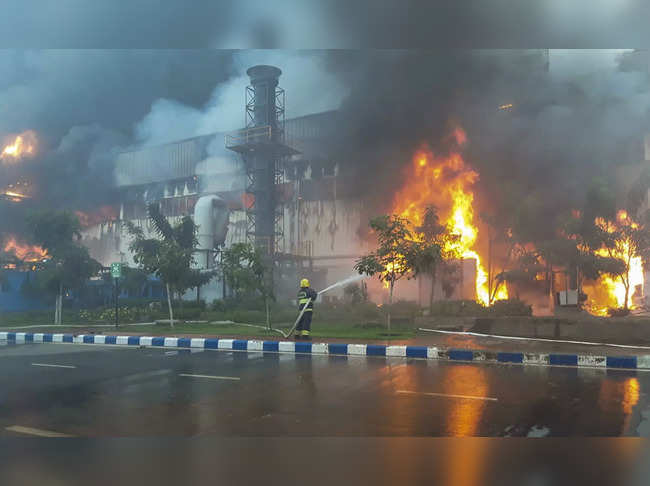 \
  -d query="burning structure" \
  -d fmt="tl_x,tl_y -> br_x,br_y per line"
77,63 -> 521,305
4,50 -> 650,315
